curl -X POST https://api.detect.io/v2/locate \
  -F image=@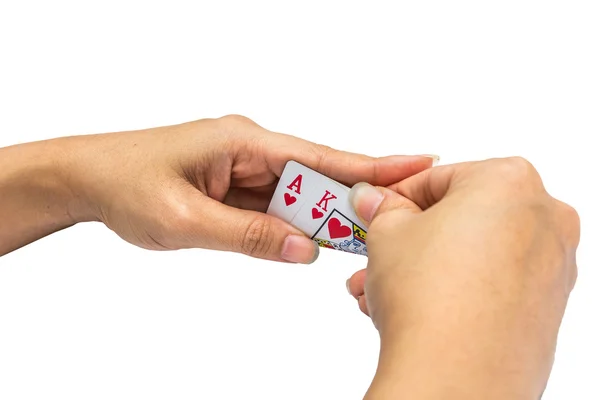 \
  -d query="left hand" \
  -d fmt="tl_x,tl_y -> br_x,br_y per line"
63,115 -> 435,263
